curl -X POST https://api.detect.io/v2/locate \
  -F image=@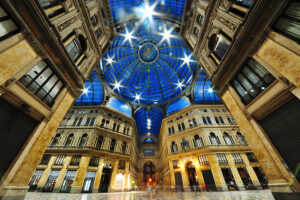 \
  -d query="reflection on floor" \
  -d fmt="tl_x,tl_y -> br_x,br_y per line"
24,190 -> 275,200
